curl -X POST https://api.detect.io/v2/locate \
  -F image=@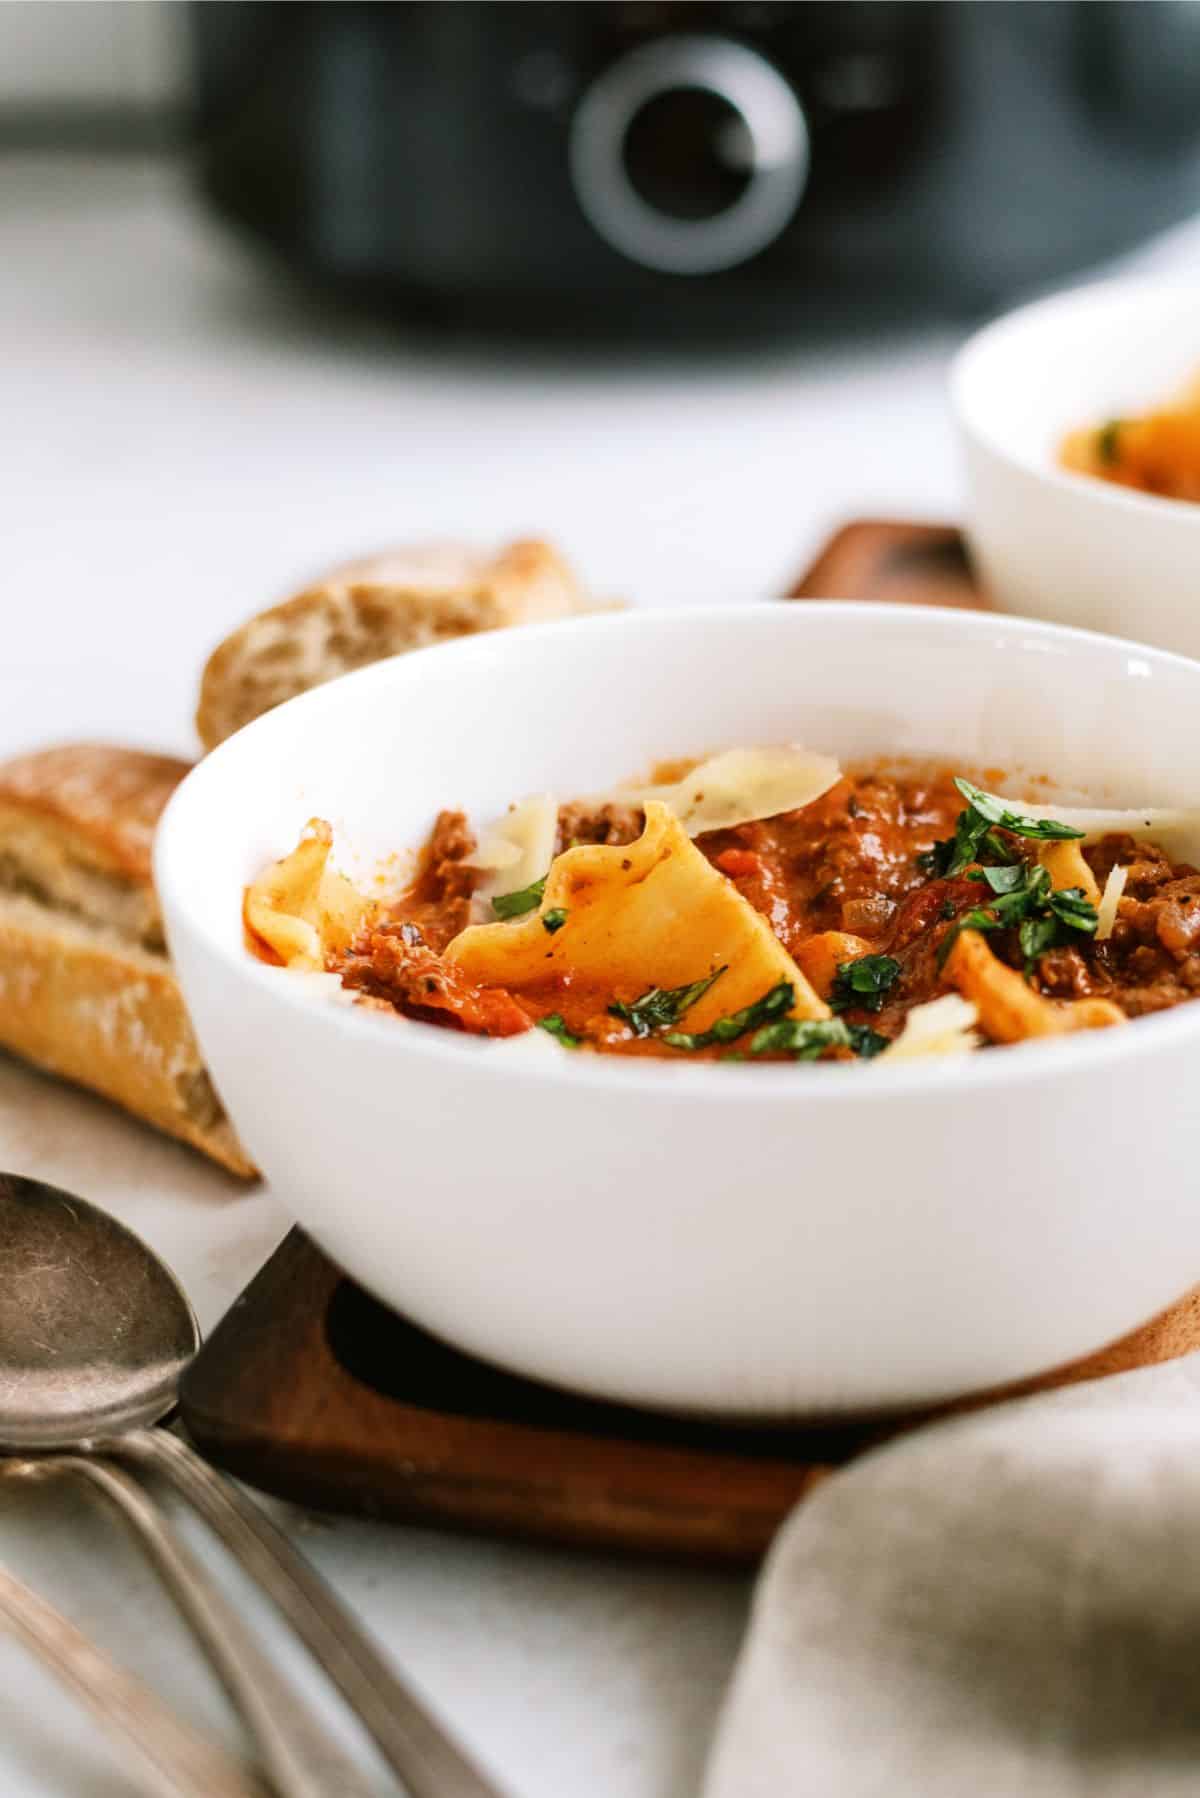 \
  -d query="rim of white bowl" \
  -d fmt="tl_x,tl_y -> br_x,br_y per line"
157,601 -> 1200,1106
951,276 -> 1200,527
